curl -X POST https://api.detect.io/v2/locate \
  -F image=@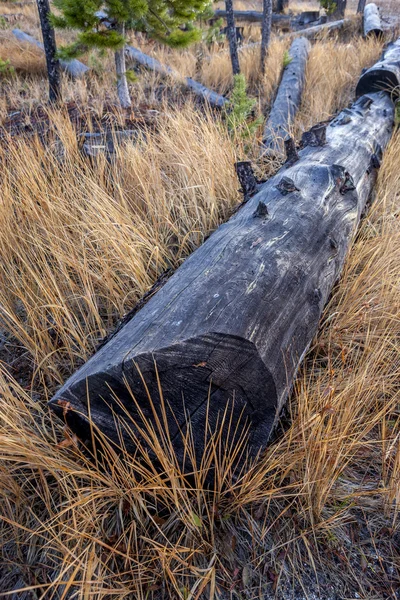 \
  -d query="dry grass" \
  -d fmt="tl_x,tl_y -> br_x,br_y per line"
0,2 -> 399,598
